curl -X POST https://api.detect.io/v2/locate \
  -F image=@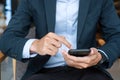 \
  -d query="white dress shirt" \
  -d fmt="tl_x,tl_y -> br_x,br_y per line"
44,0 -> 79,68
